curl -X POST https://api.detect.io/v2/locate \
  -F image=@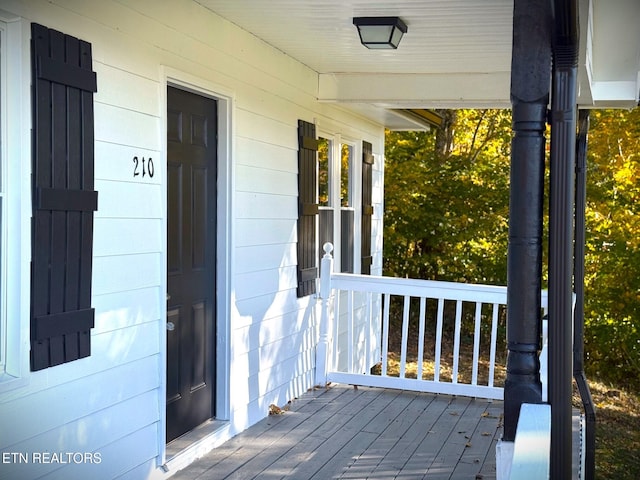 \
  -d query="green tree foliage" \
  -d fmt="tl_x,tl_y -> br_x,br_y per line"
384,109 -> 512,284
583,109 -> 640,389
384,108 -> 640,390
